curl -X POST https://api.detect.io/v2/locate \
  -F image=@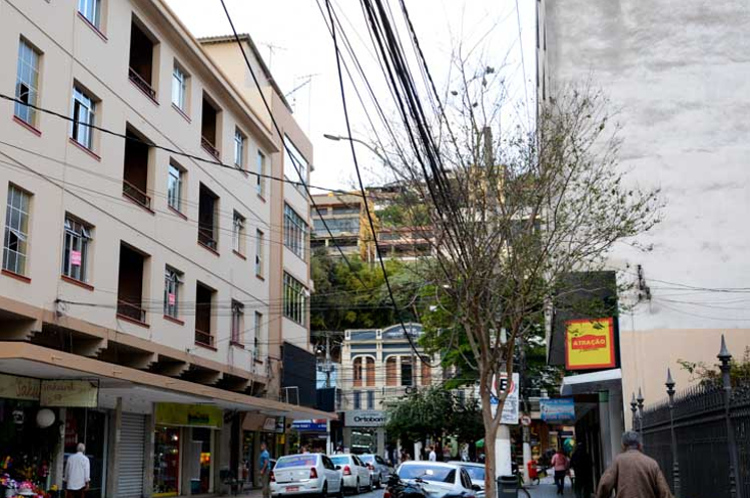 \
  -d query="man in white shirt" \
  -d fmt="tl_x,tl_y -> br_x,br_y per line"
428,445 -> 437,462
64,443 -> 90,498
